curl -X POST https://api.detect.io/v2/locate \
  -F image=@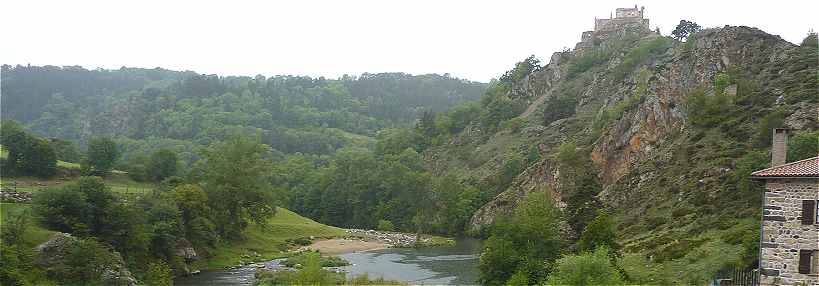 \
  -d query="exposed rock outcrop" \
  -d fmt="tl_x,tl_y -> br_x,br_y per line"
36,233 -> 138,285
